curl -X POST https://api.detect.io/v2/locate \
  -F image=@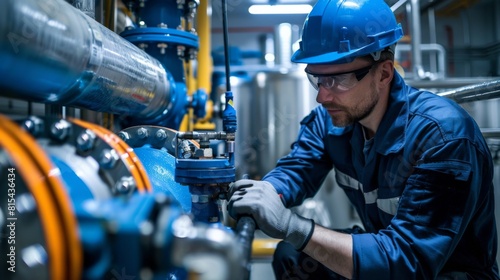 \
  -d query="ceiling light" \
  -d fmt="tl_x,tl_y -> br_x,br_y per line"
248,4 -> 312,15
